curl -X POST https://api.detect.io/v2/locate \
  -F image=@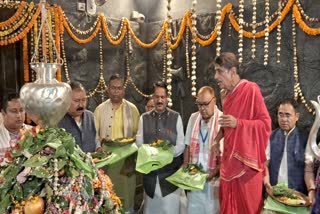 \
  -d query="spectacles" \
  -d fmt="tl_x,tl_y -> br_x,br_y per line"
195,97 -> 215,107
